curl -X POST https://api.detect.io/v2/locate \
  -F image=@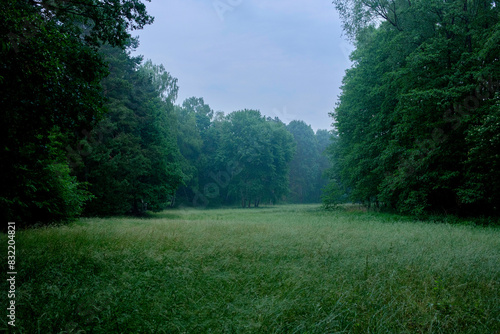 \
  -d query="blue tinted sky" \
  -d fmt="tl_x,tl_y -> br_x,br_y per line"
132,0 -> 353,131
